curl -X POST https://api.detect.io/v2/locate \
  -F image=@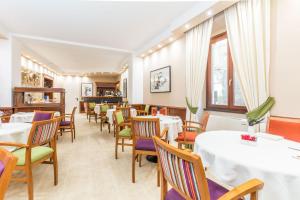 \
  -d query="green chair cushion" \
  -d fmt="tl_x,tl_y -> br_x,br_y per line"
116,111 -> 124,124
13,146 -> 54,166
145,105 -> 150,113
119,128 -> 132,137
89,102 -> 96,109
100,104 -> 109,112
